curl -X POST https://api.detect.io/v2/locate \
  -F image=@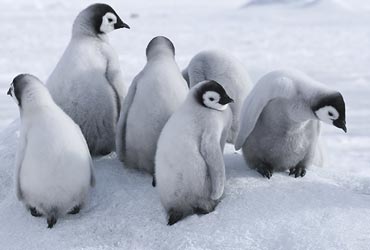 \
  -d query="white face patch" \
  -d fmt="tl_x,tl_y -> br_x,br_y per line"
203,91 -> 228,111
8,83 -> 19,106
315,106 -> 339,125
100,12 -> 117,34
